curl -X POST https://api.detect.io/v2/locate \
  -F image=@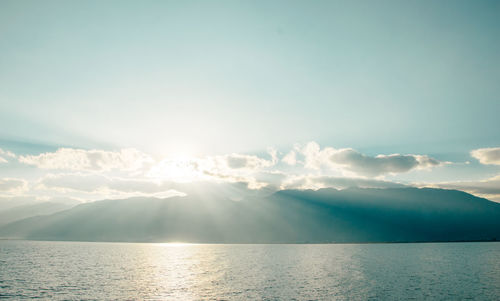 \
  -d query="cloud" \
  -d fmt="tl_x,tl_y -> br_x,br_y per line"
200,169 -> 268,190
36,173 -> 184,199
0,143 -> 458,201
430,175 -> 500,202
0,178 -> 28,194
37,173 -> 112,192
0,148 -> 16,163
301,142 -> 334,170
282,150 -> 297,165
202,152 -> 277,189
36,172 -> 272,199
222,153 -> 276,170
0,149 -> 16,158
38,173 -> 164,193
10,143 -> 441,182
147,157 -> 205,183
19,148 -> 154,172
330,149 -> 440,176
147,150 -> 277,189
299,142 -> 441,176
471,147 -> 500,165
281,174 -> 407,190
